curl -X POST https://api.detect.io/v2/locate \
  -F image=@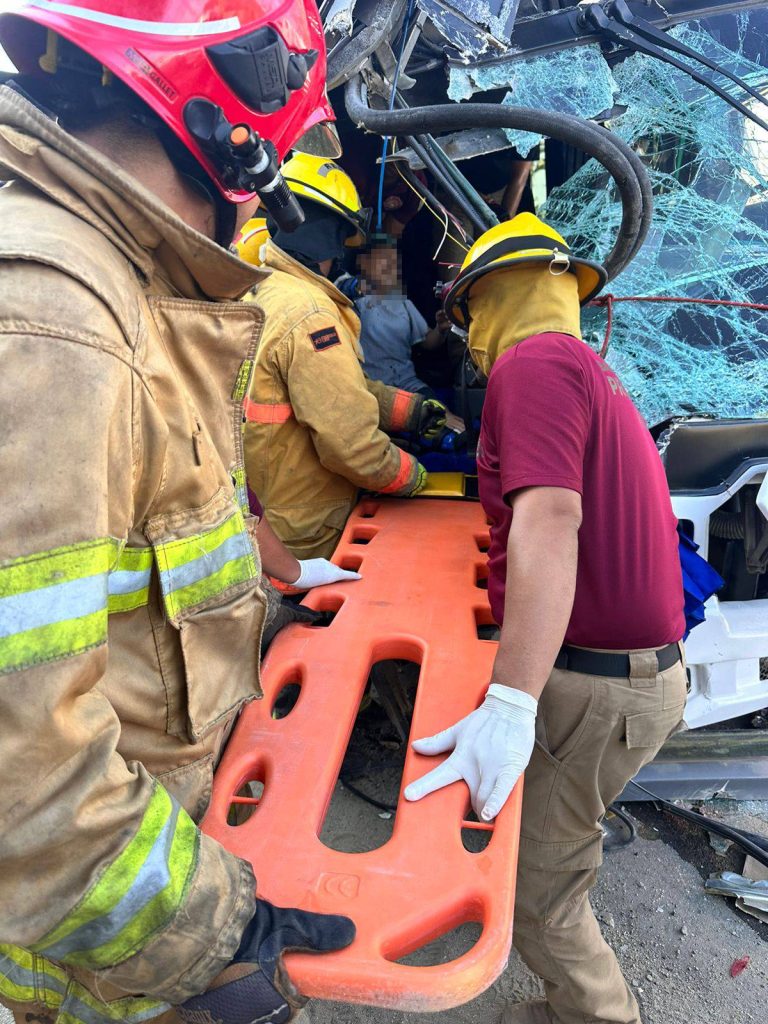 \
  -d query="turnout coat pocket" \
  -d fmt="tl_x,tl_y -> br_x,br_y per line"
145,488 -> 265,743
